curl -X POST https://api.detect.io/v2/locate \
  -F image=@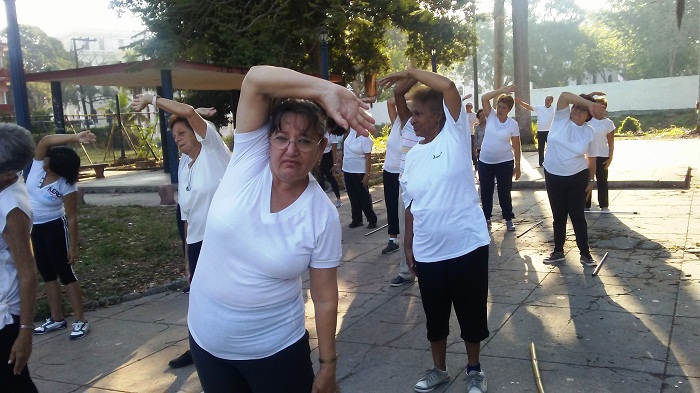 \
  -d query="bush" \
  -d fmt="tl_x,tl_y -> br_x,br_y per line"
619,116 -> 641,134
